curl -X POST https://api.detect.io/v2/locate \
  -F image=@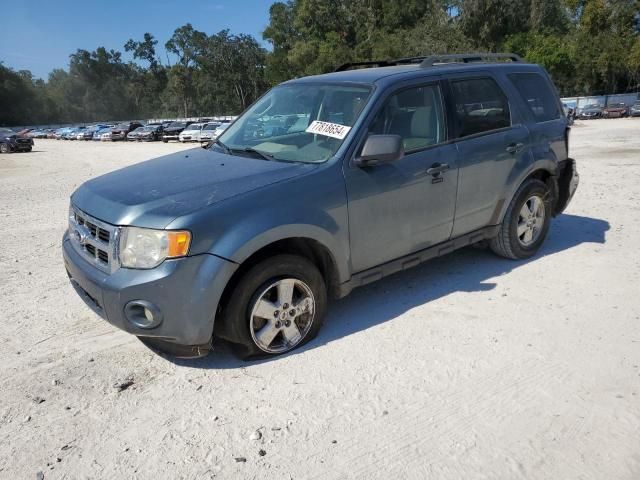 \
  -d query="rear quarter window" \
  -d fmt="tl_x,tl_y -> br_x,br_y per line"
509,73 -> 561,123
